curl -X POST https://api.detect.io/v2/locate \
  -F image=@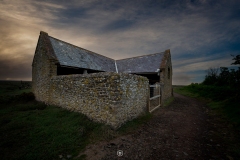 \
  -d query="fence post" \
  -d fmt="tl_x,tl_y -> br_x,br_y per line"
159,84 -> 161,106
148,85 -> 150,112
